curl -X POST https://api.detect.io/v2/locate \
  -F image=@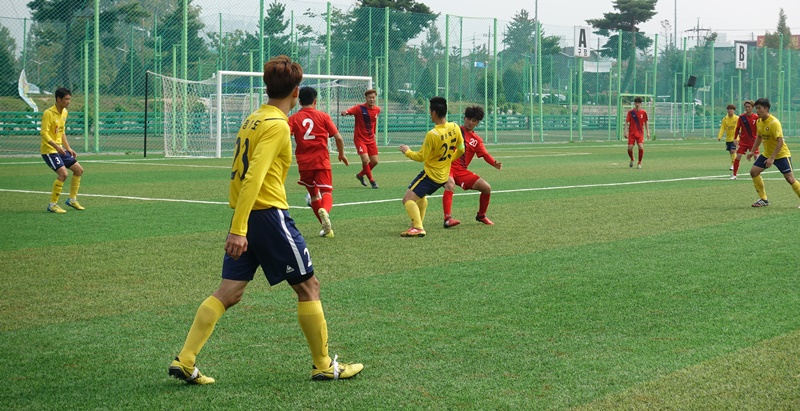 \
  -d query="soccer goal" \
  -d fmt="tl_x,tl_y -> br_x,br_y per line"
150,71 -> 373,157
